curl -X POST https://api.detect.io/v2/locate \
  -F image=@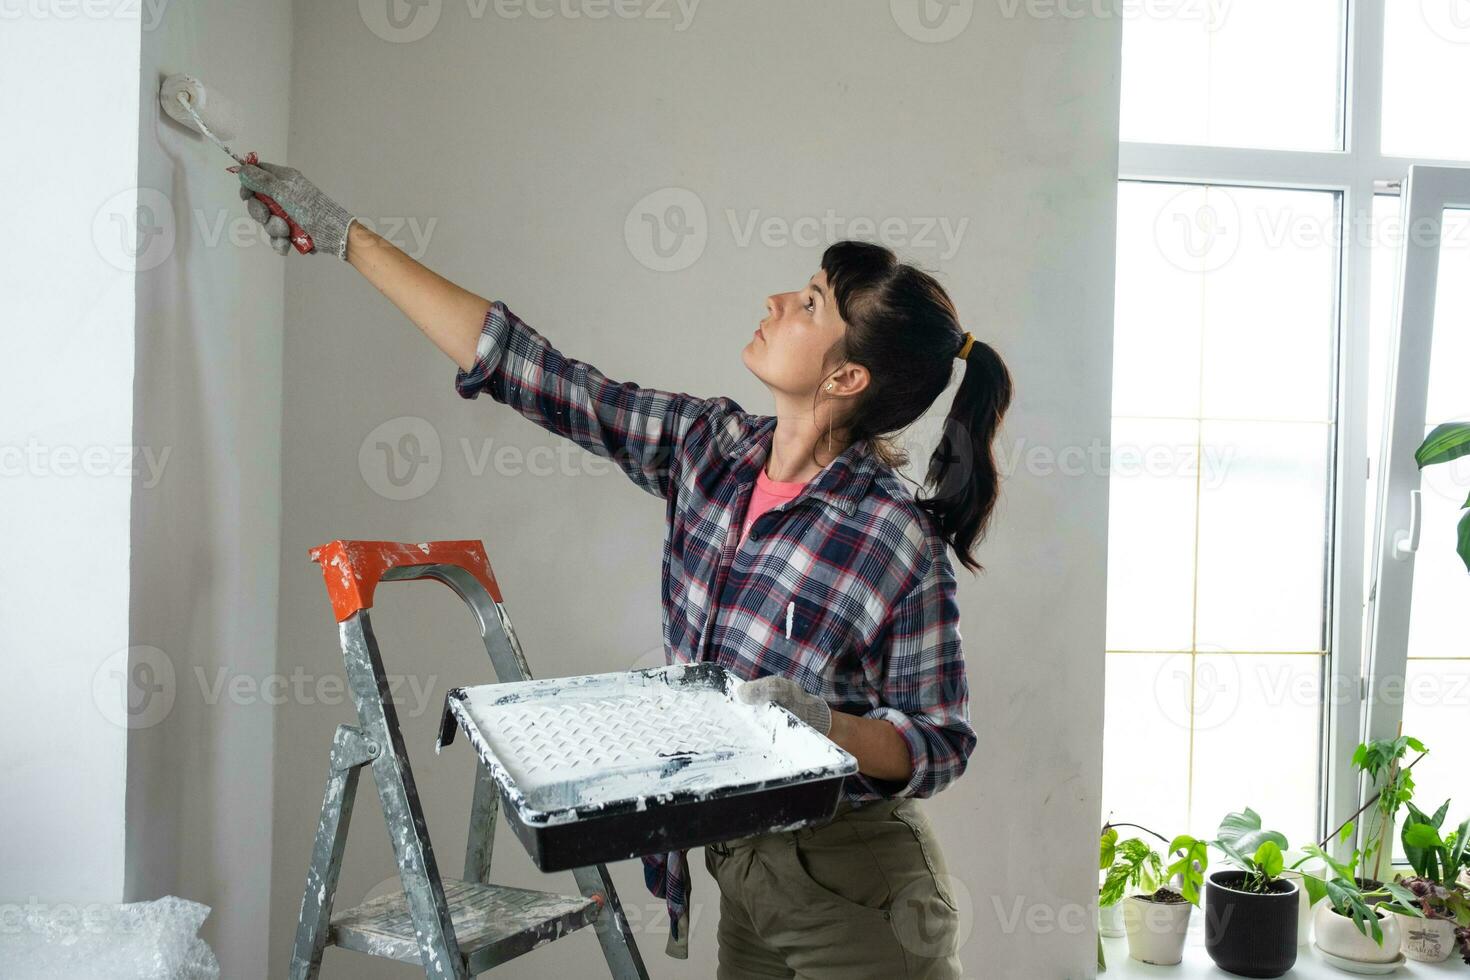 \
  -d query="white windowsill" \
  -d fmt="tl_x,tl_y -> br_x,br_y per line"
1101,925 -> 1464,978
